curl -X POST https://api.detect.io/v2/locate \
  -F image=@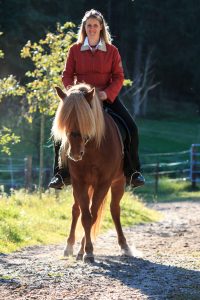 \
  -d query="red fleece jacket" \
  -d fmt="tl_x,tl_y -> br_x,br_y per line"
62,43 -> 124,102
